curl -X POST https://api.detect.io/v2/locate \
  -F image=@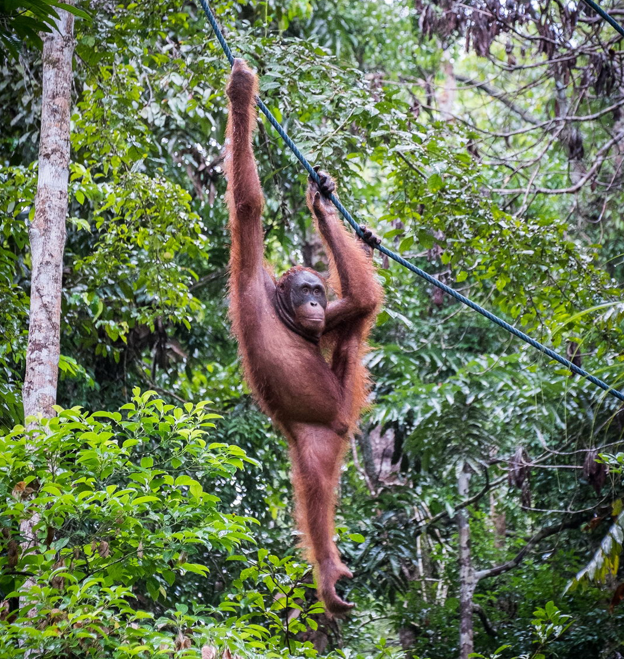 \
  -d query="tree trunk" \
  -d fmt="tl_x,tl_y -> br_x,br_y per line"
22,1 -> 74,420
490,489 -> 506,549
457,465 -> 475,659
438,61 -> 456,122
20,3 -> 74,626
